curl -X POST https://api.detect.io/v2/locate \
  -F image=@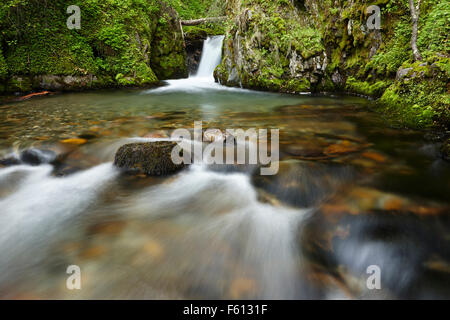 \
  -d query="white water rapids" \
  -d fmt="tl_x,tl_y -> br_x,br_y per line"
0,35 -> 314,299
